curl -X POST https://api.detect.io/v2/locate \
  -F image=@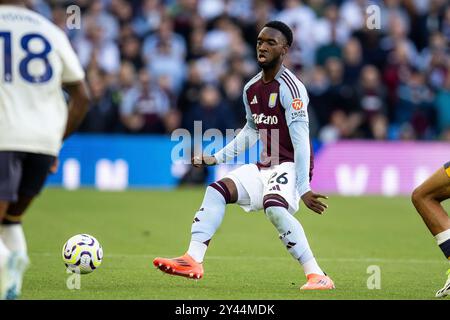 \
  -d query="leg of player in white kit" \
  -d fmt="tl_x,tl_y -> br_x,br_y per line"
0,208 -> 11,300
0,198 -> 30,300
0,221 -> 29,300
0,201 -> 12,300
